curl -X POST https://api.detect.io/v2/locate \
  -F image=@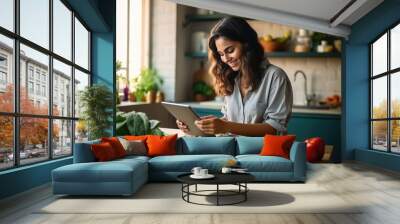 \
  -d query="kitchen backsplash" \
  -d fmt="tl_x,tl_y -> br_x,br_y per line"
270,57 -> 341,106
